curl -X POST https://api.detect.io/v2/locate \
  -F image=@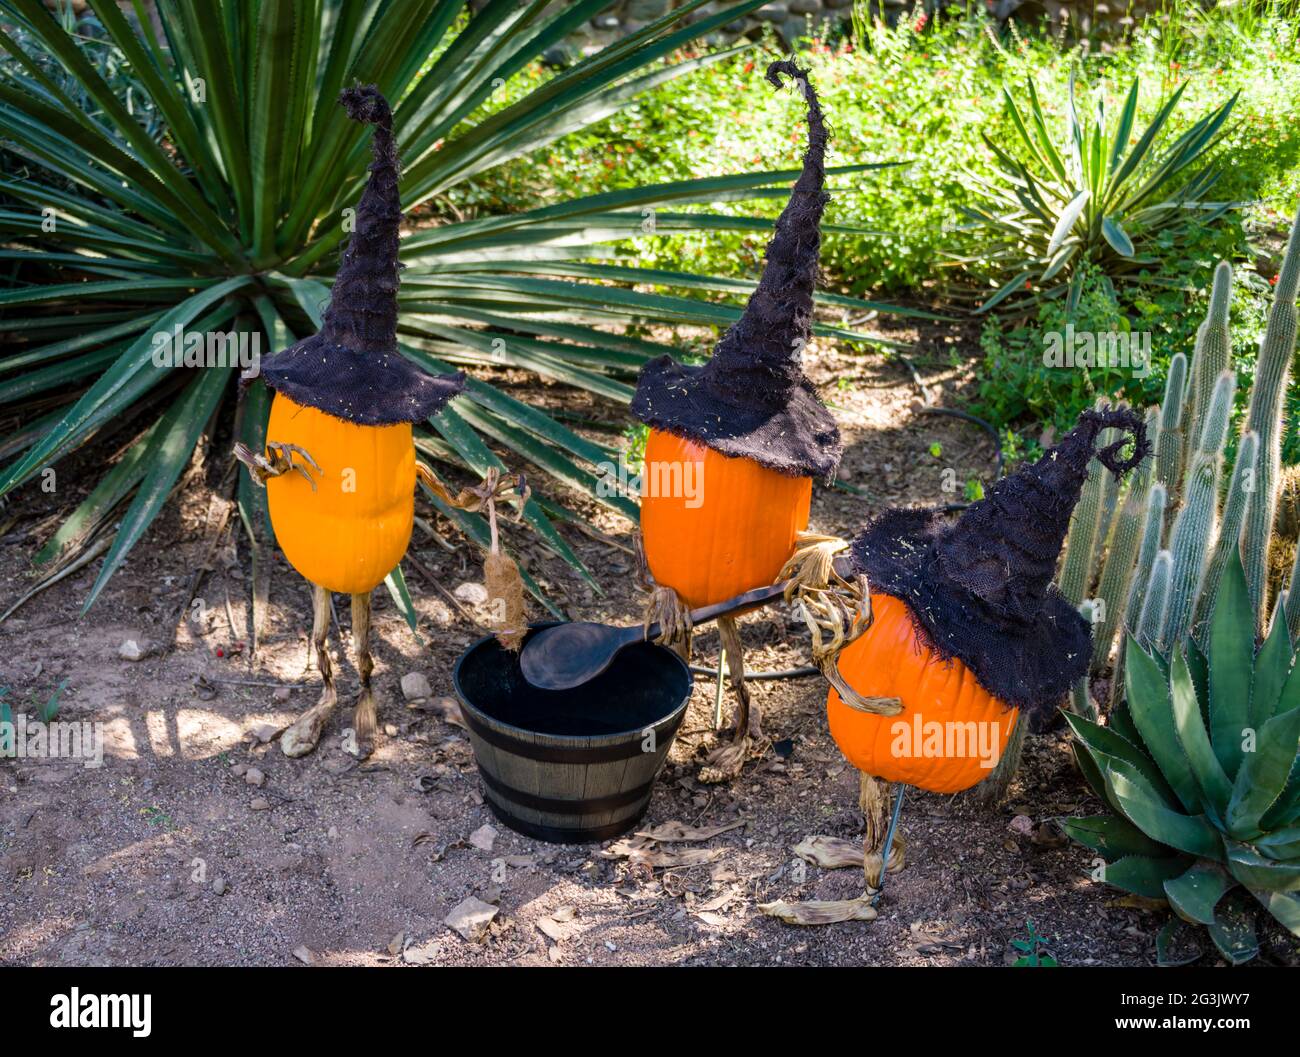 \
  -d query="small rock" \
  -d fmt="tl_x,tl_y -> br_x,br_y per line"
212,877 -> 227,896
547,945 -> 563,963
604,940 -> 617,952
401,672 -> 432,702
118,639 -> 147,662
445,897 -> 498,942
272,687 -> 292,703
1008,814 -> 1035,838
248,722 -> 282,744
469,823 -> 498,852
244,767 -> 266,788
328,826 -> 339,839
292,945 -> 315,966
387,932 -> 405,957
402,937 -> 443,965
231,762 -> 248,777
453,582 -> 488,605
249,797 -> 271,812
480,884 -> 502,905
383,723 -> 398,737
